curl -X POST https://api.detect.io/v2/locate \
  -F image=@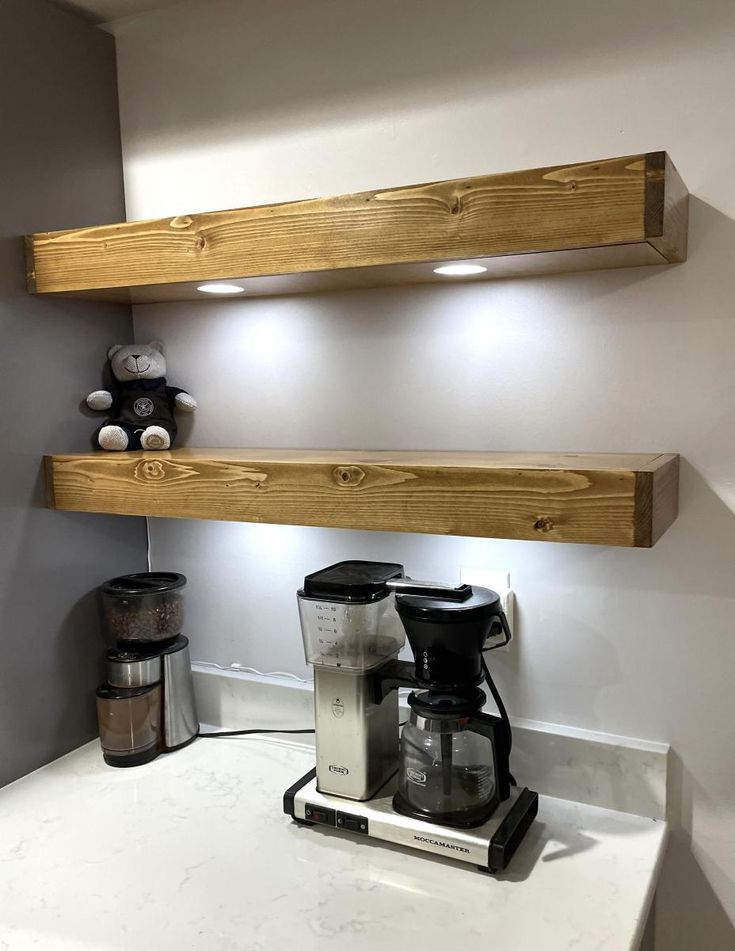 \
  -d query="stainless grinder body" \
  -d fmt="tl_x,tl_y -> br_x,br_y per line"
106,635 -> 199,750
